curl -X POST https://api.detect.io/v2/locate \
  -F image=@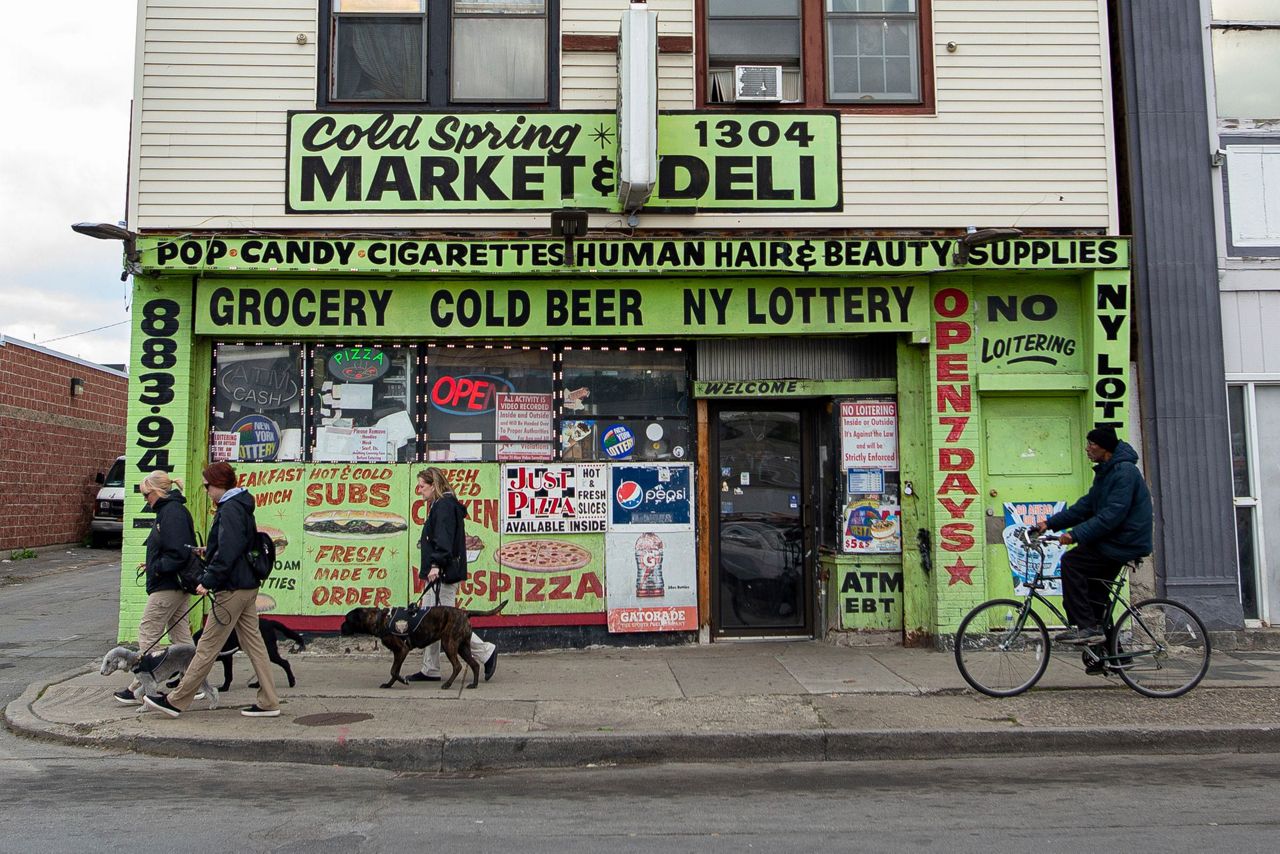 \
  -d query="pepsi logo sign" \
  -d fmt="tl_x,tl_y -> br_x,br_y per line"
616,480 -> 644,510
